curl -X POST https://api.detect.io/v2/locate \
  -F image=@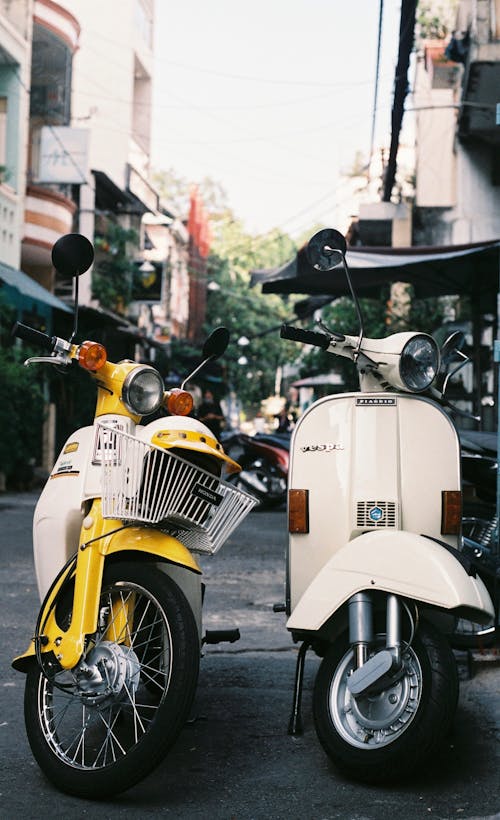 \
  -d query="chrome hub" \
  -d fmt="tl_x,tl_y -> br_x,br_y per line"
75,641 -> 140,707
